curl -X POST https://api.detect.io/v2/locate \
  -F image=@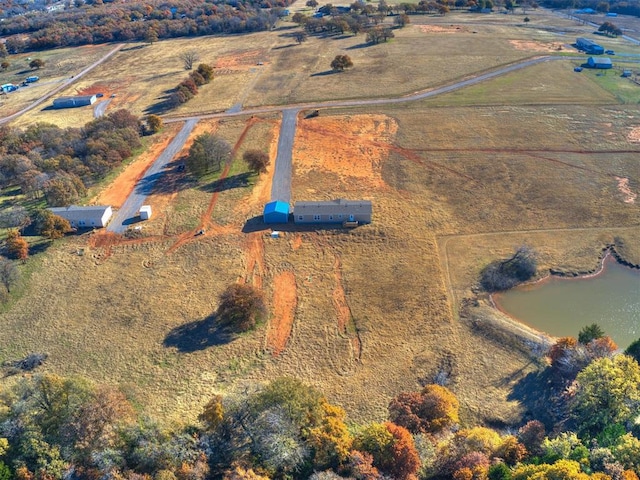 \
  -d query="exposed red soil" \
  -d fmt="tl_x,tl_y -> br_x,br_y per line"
266,270 -> 297,356
92,125 -> 181,208
291,234 -> 302,250
215,50 -> 264,70
243,232 -> 265,290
